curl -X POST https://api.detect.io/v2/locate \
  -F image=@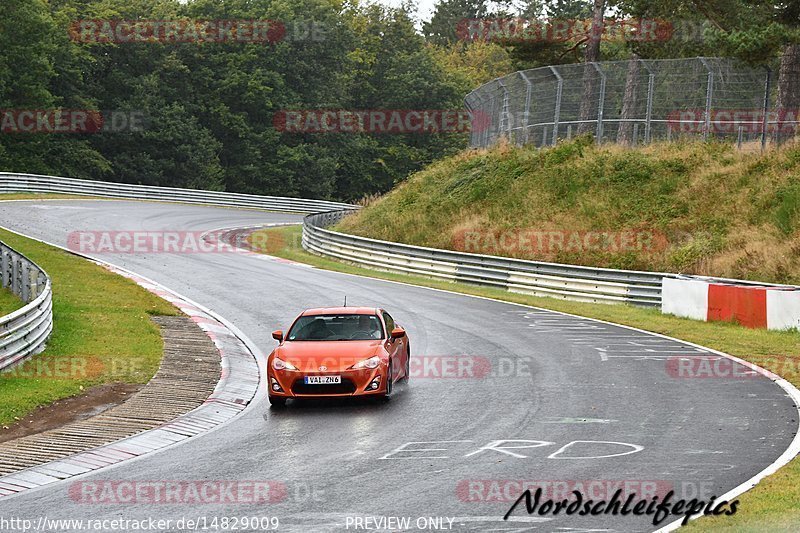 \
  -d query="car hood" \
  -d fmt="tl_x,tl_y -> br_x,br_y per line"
274,340 -> 384,372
